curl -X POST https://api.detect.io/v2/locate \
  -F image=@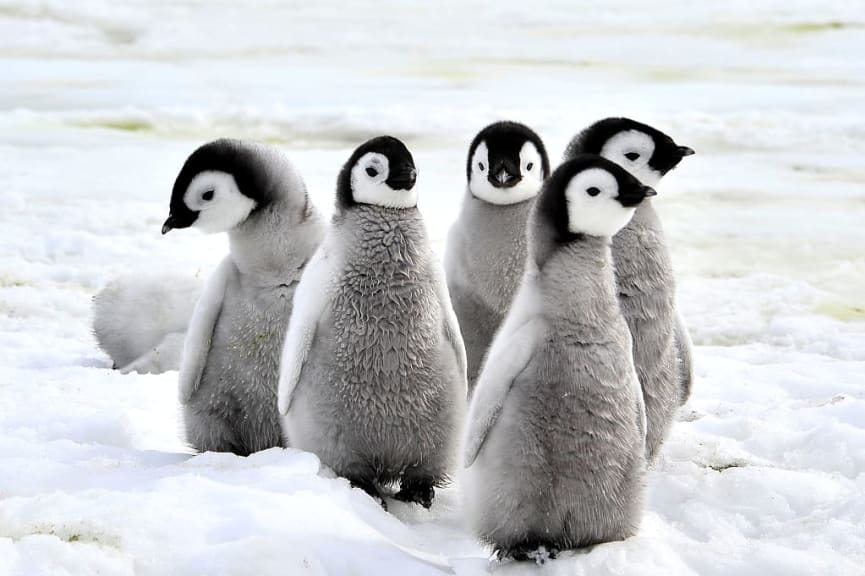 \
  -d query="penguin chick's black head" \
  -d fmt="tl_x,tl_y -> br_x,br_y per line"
466,121 -> 550,189
536,153 -> 655,243
163,139 -> 274,234
564,117 -> 694,184
336,135 -> 418,209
